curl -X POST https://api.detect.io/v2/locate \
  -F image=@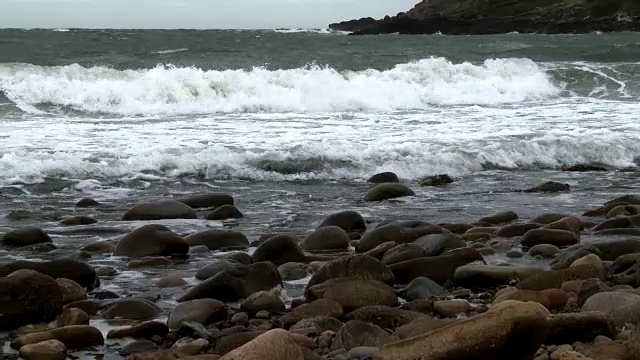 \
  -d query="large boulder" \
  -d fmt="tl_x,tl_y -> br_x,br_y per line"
11,325 -> 104,350
184,229 -> 249,250
19,339 -> 67,360
322,279 -> 397,312
581,291 -> 640,328
331,320 -> 393,351
1,227 -> 52,248
545,312 -> 616,345
478,211 -> 518,225
367,172 -> 399,183
252,234 -> 312,265
179,193 -> 234,209
317,210 -> 367,233
516,265 -> 602,291
168,299 -> 227,329
551,239 -> 640,269
0,270 -> 64,330
521,229 -> 579,248
0,259 -> 98,290
390,248 -> 485,284
372,301 -> 549,360
357,221 -> 446,253
454,264 -> 543,289
122,200 -> 197,220
381,243 -> 425,265
218,329 -> 304,360
301,226 -> 350,251
364,183 -> 415,202
413,233 -> 465,256
205,204 -> 244,220
280,299 -> 343,327
100,298 -> 160,321
115,224 -> 189,258
195,259 -> 241,281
